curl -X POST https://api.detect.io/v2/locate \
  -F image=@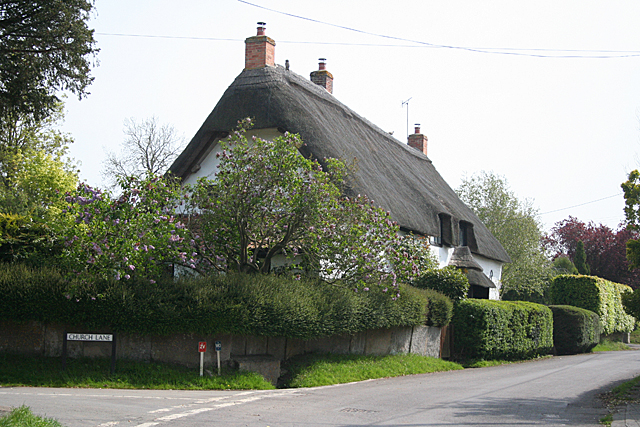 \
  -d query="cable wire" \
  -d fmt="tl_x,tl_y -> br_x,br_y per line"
539,193 -> 623,216
237,0 -> 640,58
